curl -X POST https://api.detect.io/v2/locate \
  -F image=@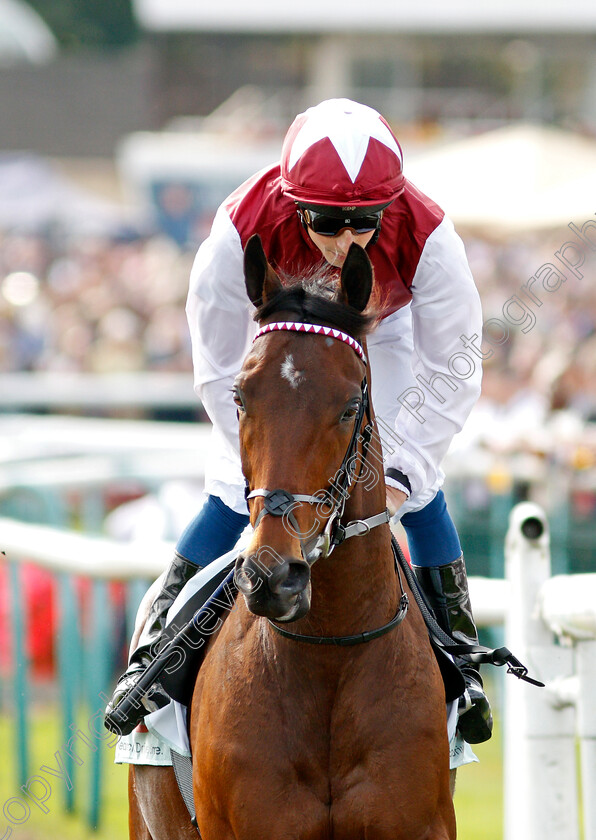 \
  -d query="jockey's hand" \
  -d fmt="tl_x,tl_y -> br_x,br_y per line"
386,487 -> 408,517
